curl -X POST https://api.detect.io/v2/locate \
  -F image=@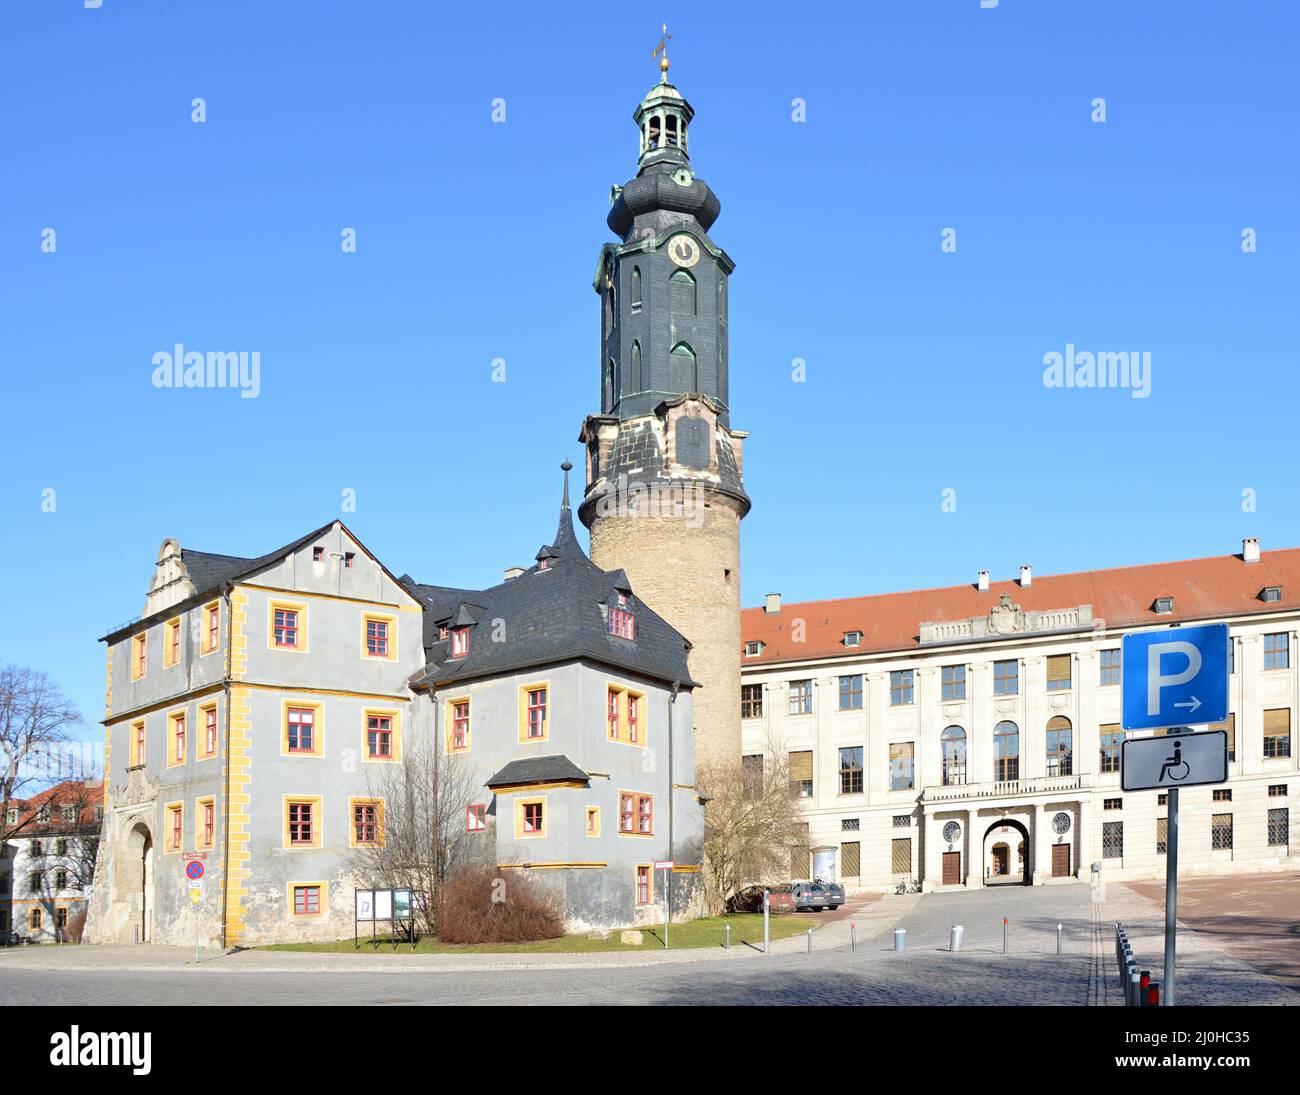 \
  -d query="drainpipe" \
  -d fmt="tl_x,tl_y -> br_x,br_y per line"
668,680 -> 679,864
219,583 -> 232,949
